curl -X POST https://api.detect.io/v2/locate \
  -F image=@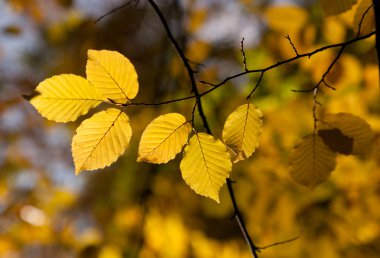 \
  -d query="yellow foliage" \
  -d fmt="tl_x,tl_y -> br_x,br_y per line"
30,74 -> 104,122
290,134 -> 337,187
138,113 -> 191,164
86,49 -> 139,103
72,108 -> 132,174
180,133 -> 232,202
222,104 -> 263,163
